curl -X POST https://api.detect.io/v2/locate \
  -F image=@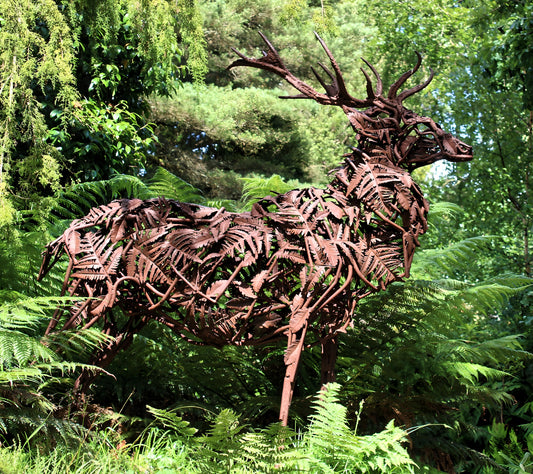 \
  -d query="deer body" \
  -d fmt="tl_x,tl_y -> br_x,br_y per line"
39,33 -> 472,425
